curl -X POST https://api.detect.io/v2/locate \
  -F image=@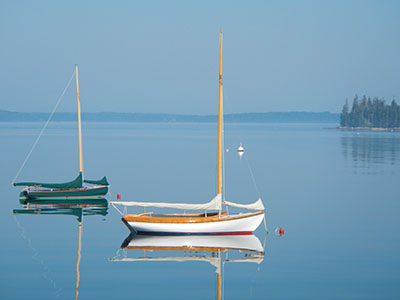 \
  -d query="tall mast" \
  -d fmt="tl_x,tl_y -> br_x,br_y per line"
217,30 -> 223,199
75,65 -> 83,175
